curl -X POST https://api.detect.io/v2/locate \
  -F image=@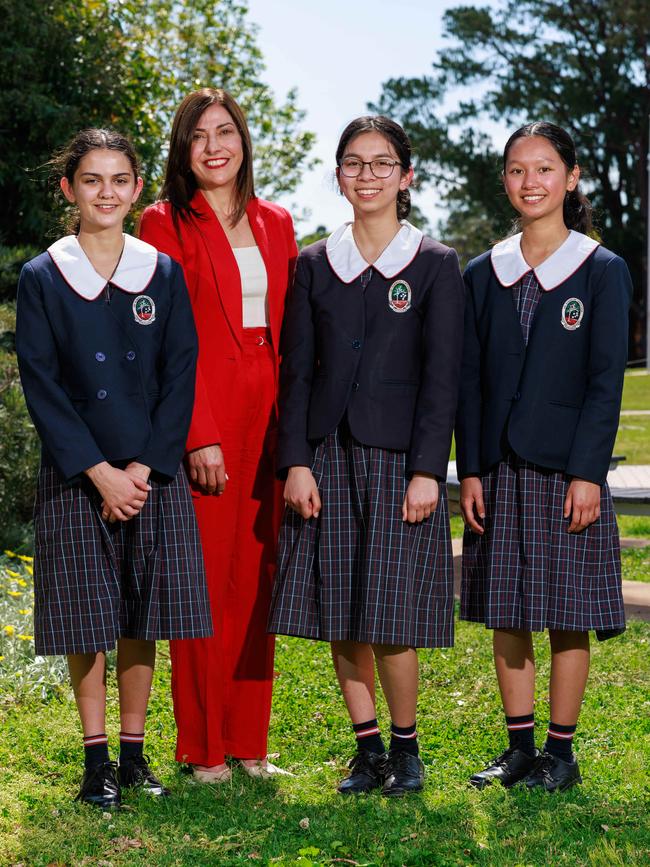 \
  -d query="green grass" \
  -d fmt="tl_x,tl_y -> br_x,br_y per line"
614,416 -> 650,465
616,372 -> 650,464
1,622 -> 649,867
621,548 -> 650,582
617,516 -> 650,538
621,371 -> 650,412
